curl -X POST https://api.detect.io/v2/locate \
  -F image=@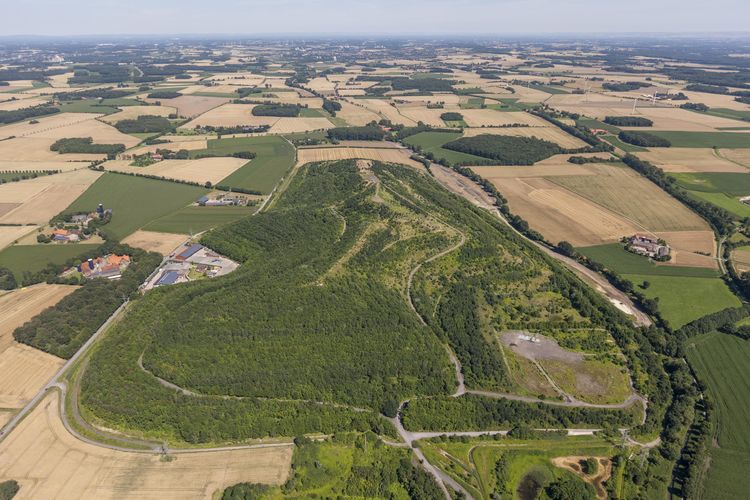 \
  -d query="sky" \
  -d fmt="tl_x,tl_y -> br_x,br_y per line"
4,0 -> 750,36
